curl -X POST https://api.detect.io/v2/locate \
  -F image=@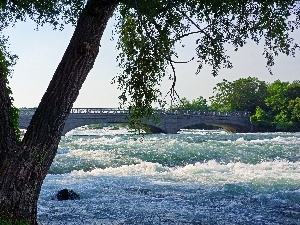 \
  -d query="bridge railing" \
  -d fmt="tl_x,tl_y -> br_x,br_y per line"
19,108 -> 251,117
18,108 -> 130,115
19,108 -> 36,115
166,110 -> 251,117
70,108 -> 129,114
